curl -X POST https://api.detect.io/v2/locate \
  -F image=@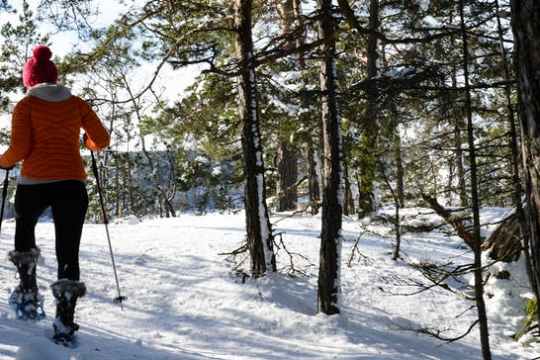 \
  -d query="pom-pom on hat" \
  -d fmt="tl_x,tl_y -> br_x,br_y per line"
22,45 -> 58,88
